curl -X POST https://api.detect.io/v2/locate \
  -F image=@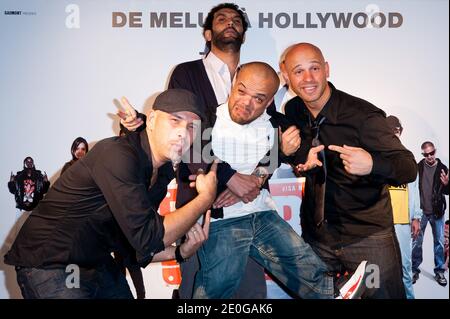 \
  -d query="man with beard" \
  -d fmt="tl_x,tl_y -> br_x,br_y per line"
5,89 -> 218,299
121,3 -> 268,299
8,157 -> 50,212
